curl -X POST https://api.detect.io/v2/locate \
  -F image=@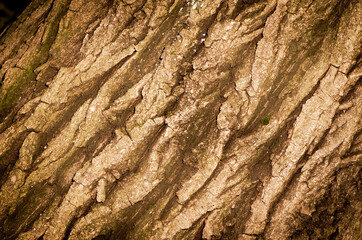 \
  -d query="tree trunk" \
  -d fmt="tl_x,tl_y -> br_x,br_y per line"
0,0 -> 361,239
